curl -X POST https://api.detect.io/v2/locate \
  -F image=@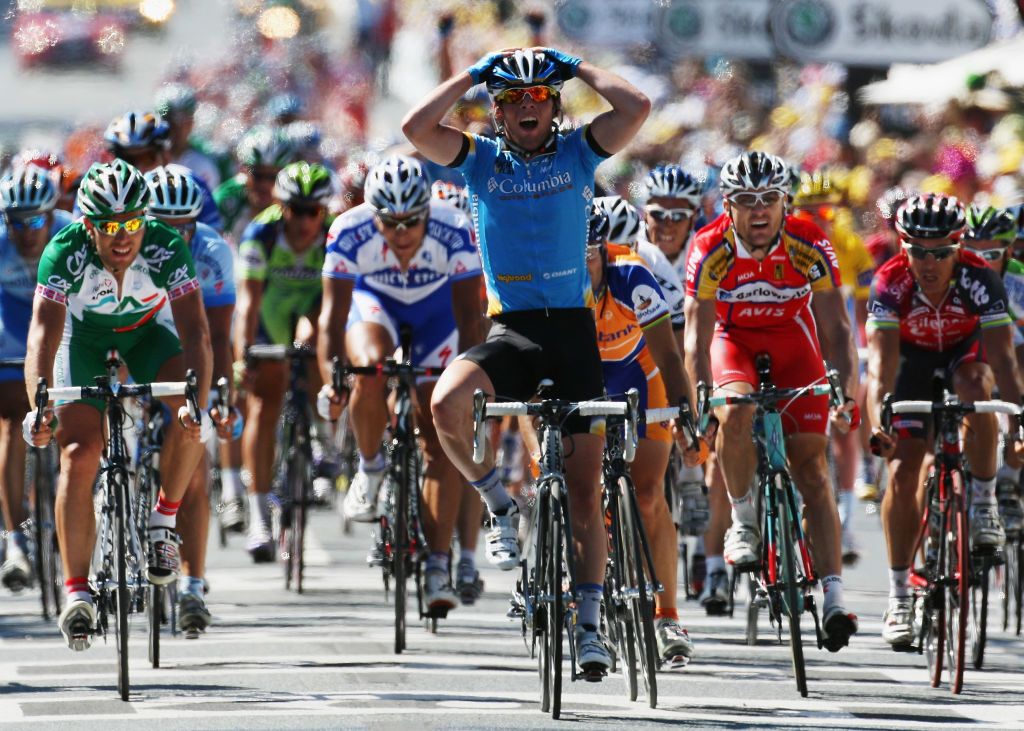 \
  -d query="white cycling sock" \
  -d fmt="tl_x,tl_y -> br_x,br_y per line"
221,468 -> 244,502
889,567 -> 911,599
359,451 -> 386,474
426,552 -> 449,574
458,548 -> 476,571
247,492 -> 270,530
837,488 -> 855,532
998,463 -> 1020,483
821,575 -> 844,613
576,583 -> 603,628
972,476 -> 997,508
178,575 -> 204,596
471,468 -> 515,514
705,554 -> 726,576
729,490 -> 756,527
